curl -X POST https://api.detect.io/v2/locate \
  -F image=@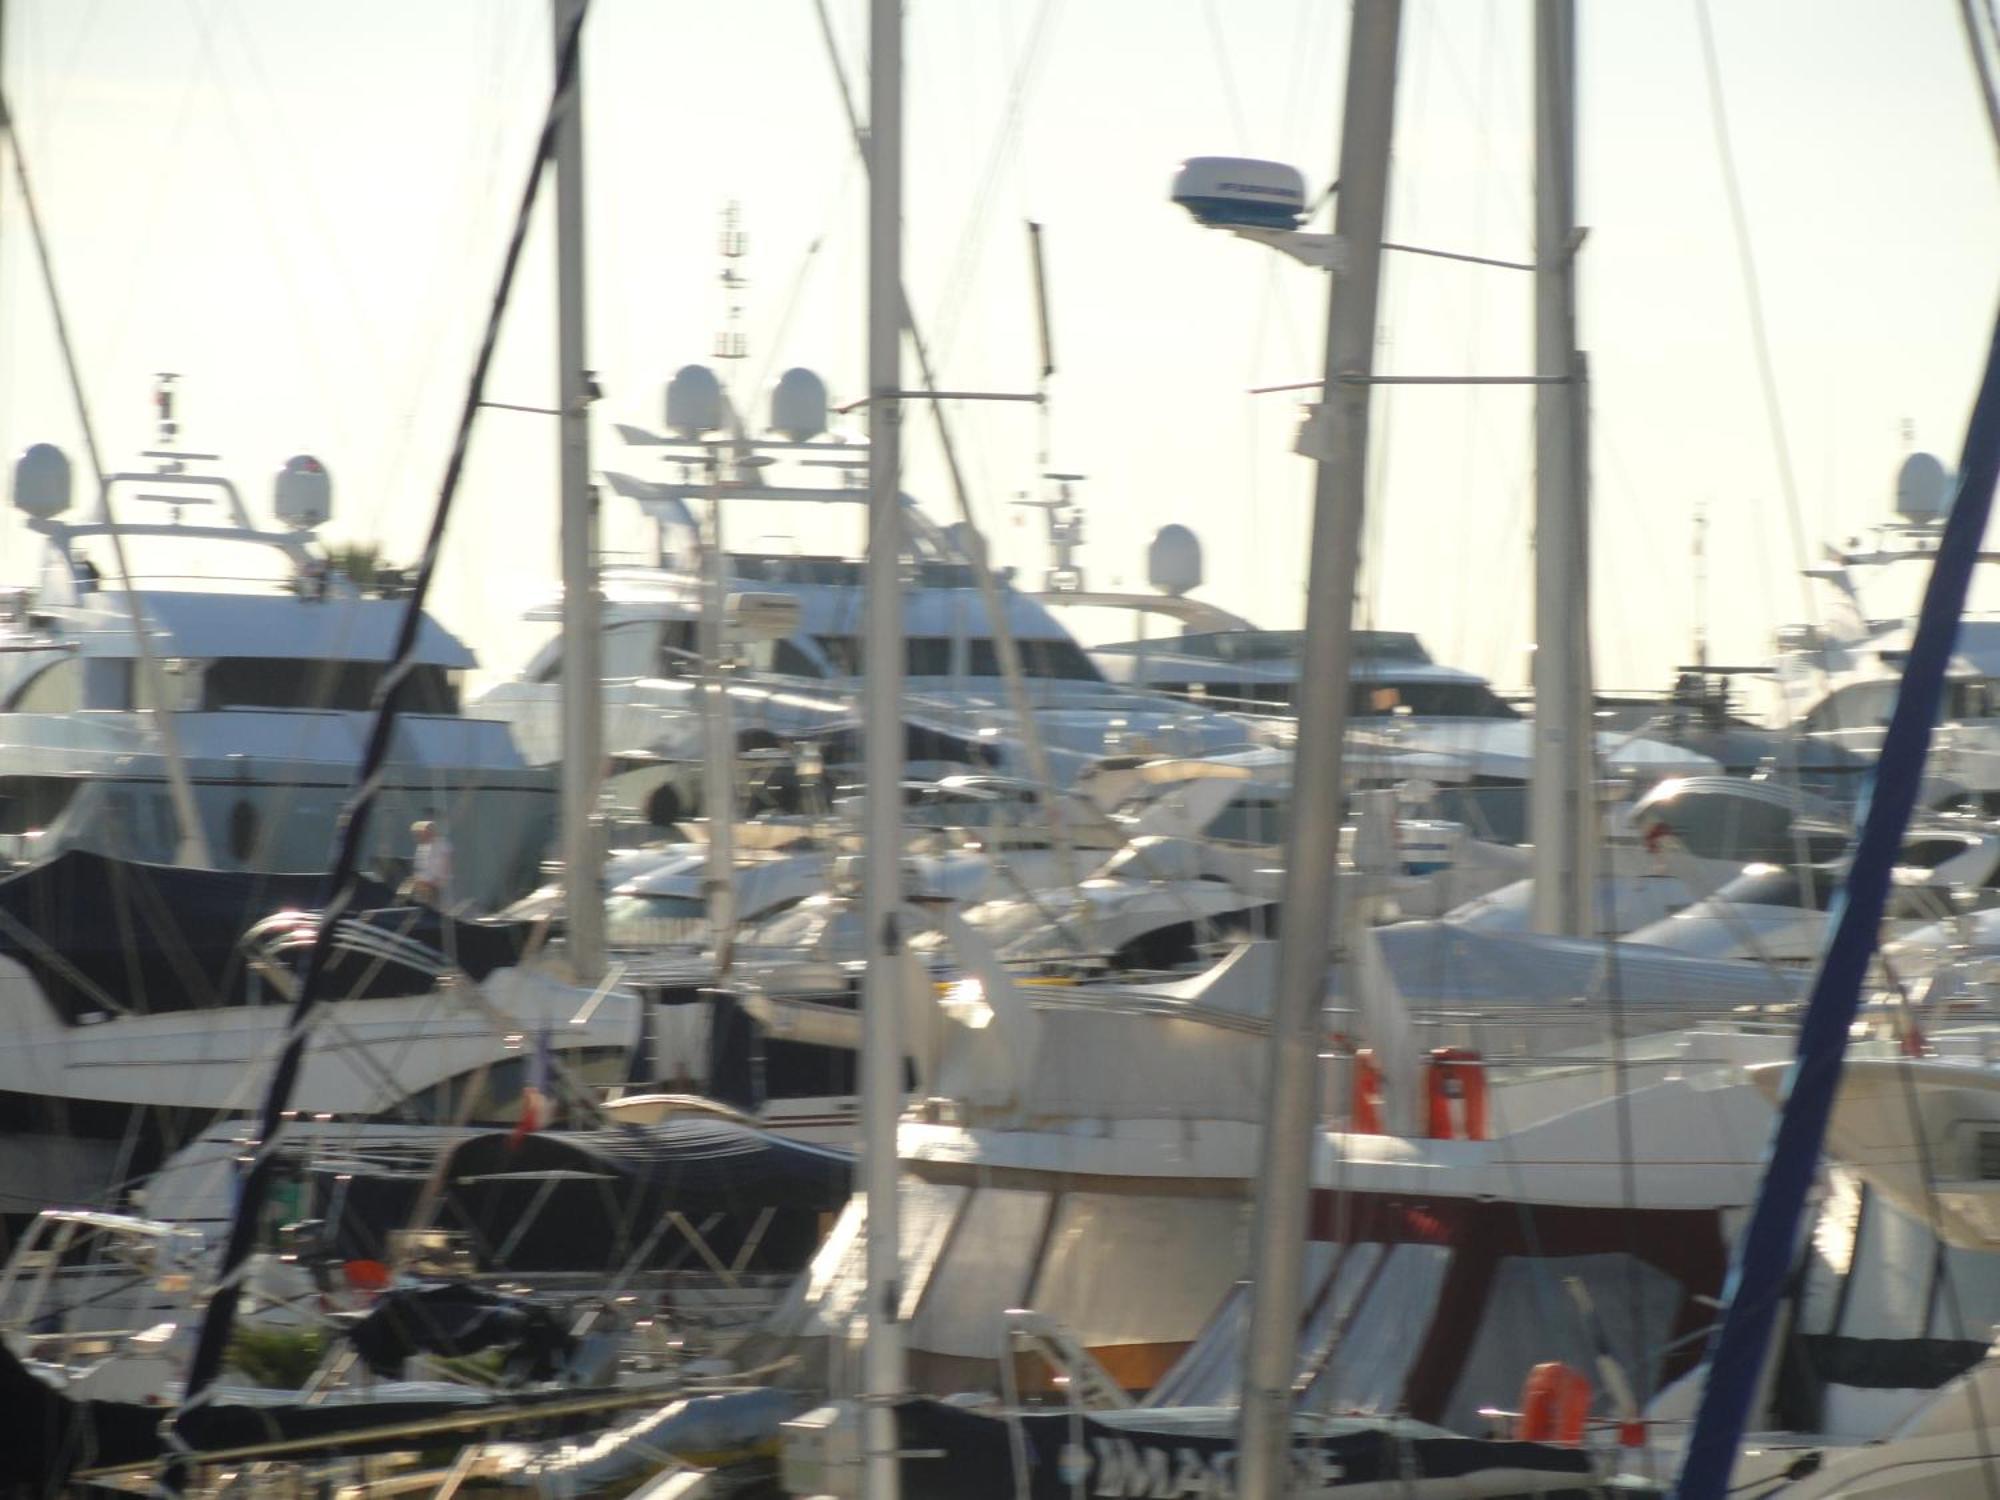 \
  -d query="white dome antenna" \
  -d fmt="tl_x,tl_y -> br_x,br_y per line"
1895,451 -> 1952,523
1171,157 -> 1307,230
274,455 -> 332,530
666,364 -> 725,440
1148,523 -> 1203,596
13,444 -> 72,520
771,367 -> 829,442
